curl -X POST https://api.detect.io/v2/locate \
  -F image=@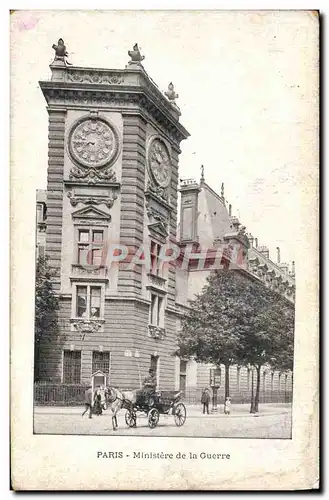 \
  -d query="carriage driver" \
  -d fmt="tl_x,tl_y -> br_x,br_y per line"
141,368 -> 157,405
